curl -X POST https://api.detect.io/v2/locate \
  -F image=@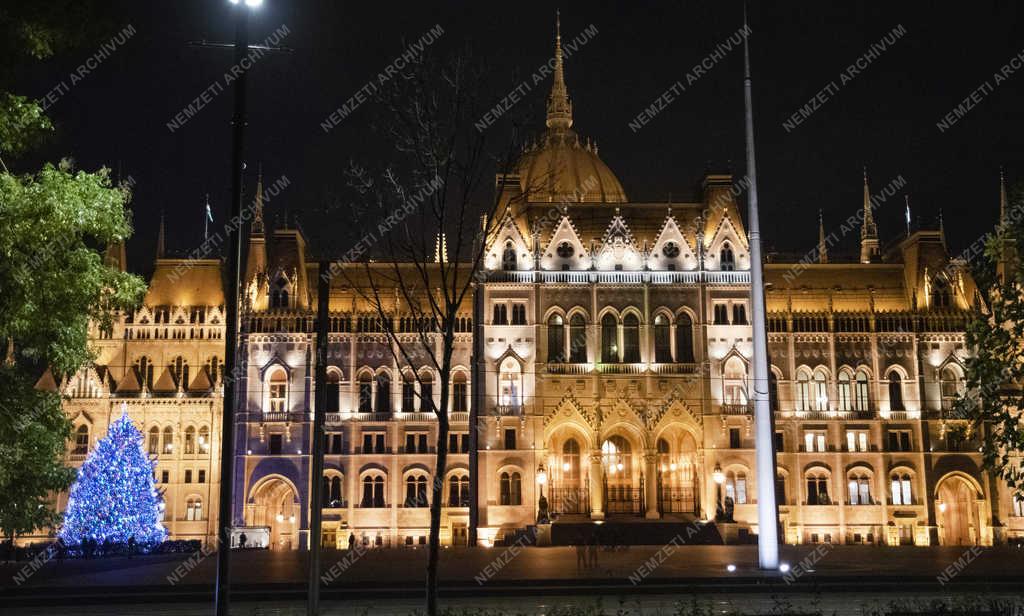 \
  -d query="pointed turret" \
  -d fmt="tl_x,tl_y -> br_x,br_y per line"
252,167 -> 266,237
244,166 -> 268,308
860,167 -> 880,263
156,211 -> 166,259
817,209 -> 828,264
546,11 -> 573,130
997,167 -> 1018,283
